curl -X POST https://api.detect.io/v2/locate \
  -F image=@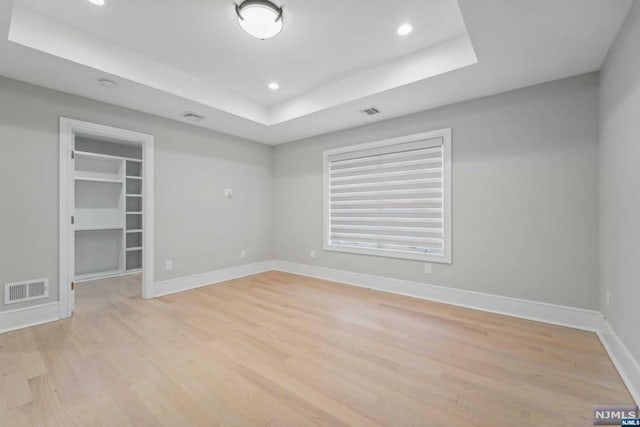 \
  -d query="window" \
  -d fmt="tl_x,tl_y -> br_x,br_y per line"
323,129 -> 451,263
